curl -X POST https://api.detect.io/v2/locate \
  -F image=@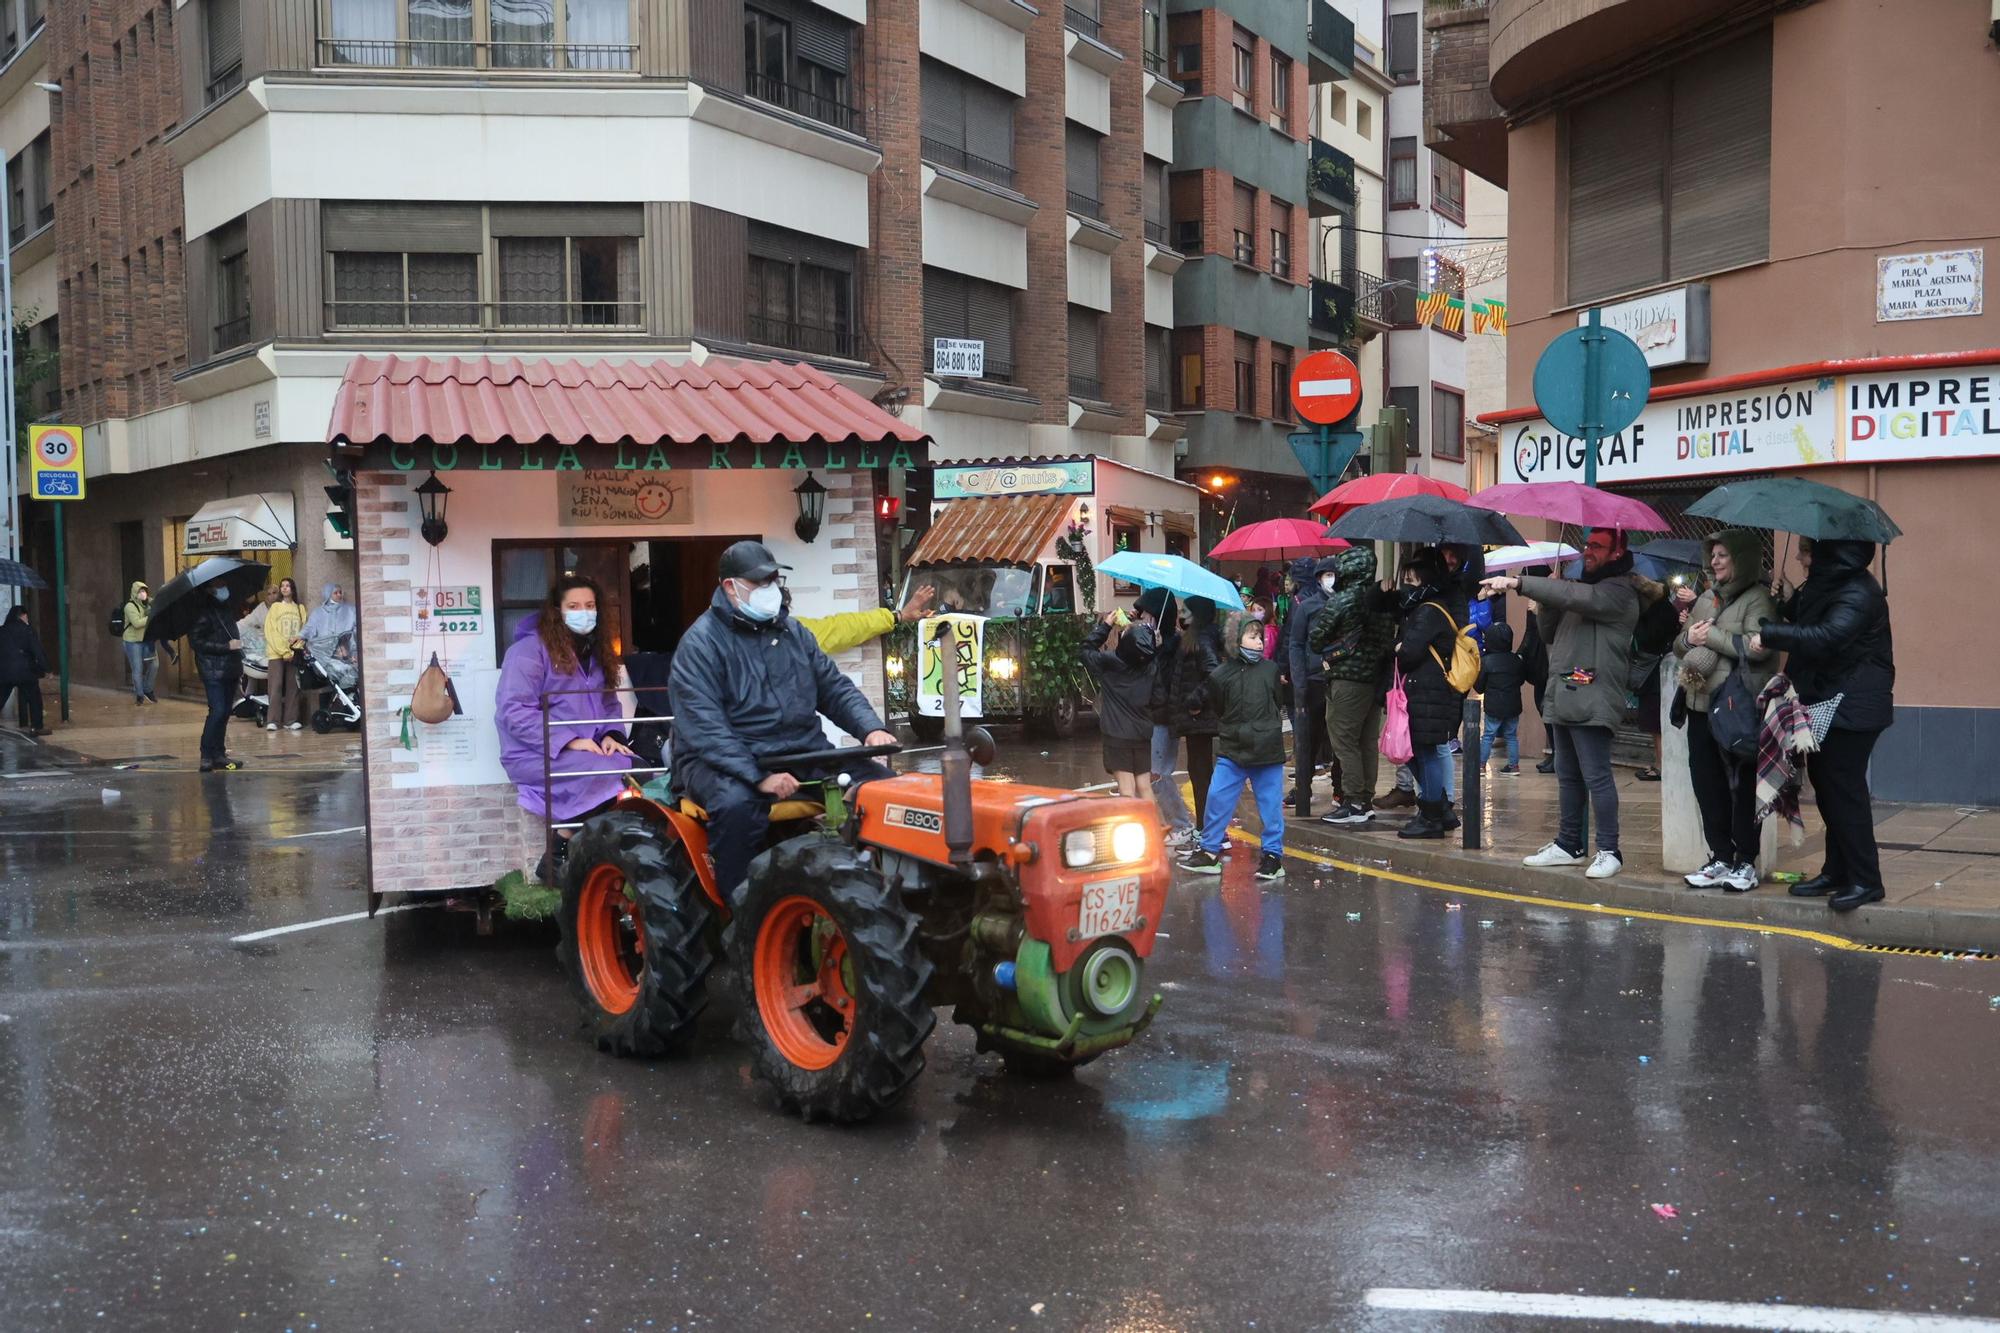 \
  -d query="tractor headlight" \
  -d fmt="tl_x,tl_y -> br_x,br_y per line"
1062,829 -> 1098,868
886,655 -> 904,677
1111,821 -> 1148,864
